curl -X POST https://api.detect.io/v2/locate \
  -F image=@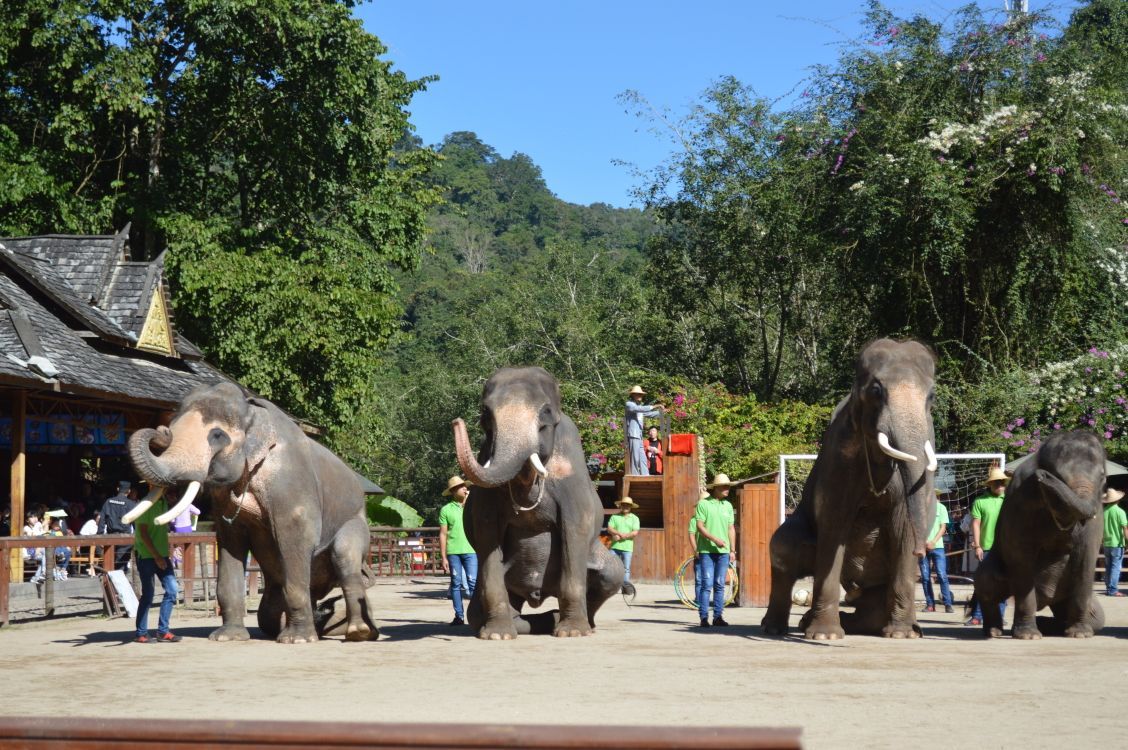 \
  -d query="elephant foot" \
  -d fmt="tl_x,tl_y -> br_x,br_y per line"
986,626 -> 1005,638
345,622 -> 378,642
209,624 -> 251,642
804,618 -> 845,641
1063,623 -> 1094,638
553,617 -> 593,638
277,625 -> 319,644
1012,624 -> 1041,640
881,622 -> 922,639
477,618 -> 518,641
760,613 -> 790,636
